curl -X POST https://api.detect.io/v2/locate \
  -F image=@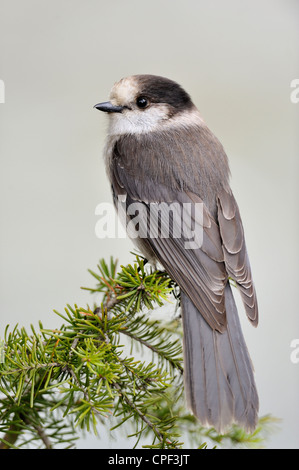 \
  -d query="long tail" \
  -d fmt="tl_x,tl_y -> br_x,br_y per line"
181,283 -> 259,433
